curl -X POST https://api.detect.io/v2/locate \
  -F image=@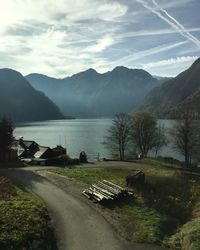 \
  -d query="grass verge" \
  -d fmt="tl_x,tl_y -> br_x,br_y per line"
0,176 -> 57,250
165,191 -> 200,250
138,157 -> 180,169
